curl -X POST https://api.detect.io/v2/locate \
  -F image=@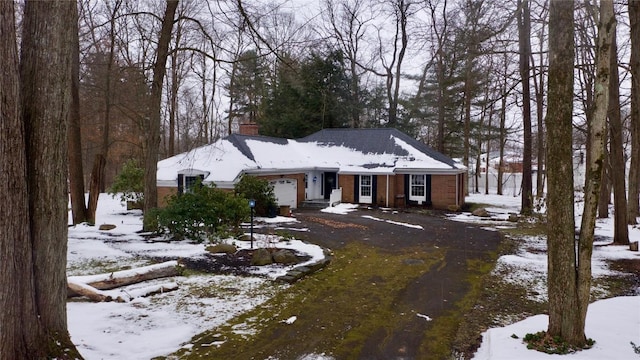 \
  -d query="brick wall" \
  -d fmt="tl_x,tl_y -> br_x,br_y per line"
431,174 -> 459,209
158,186 -> 177,207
